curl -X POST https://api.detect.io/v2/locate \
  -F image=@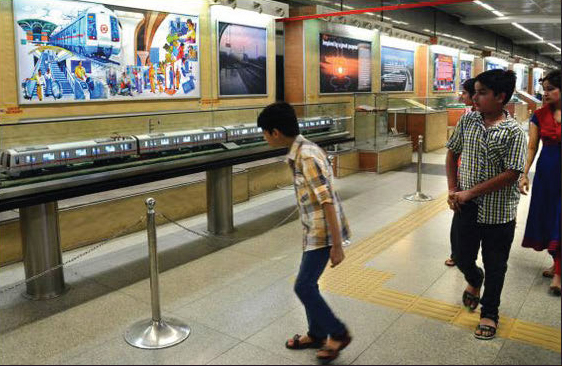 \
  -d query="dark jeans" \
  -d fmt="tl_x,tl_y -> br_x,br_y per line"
294,246 -> 347,339
455,201 -> 515,323
449,211 -> 460,260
